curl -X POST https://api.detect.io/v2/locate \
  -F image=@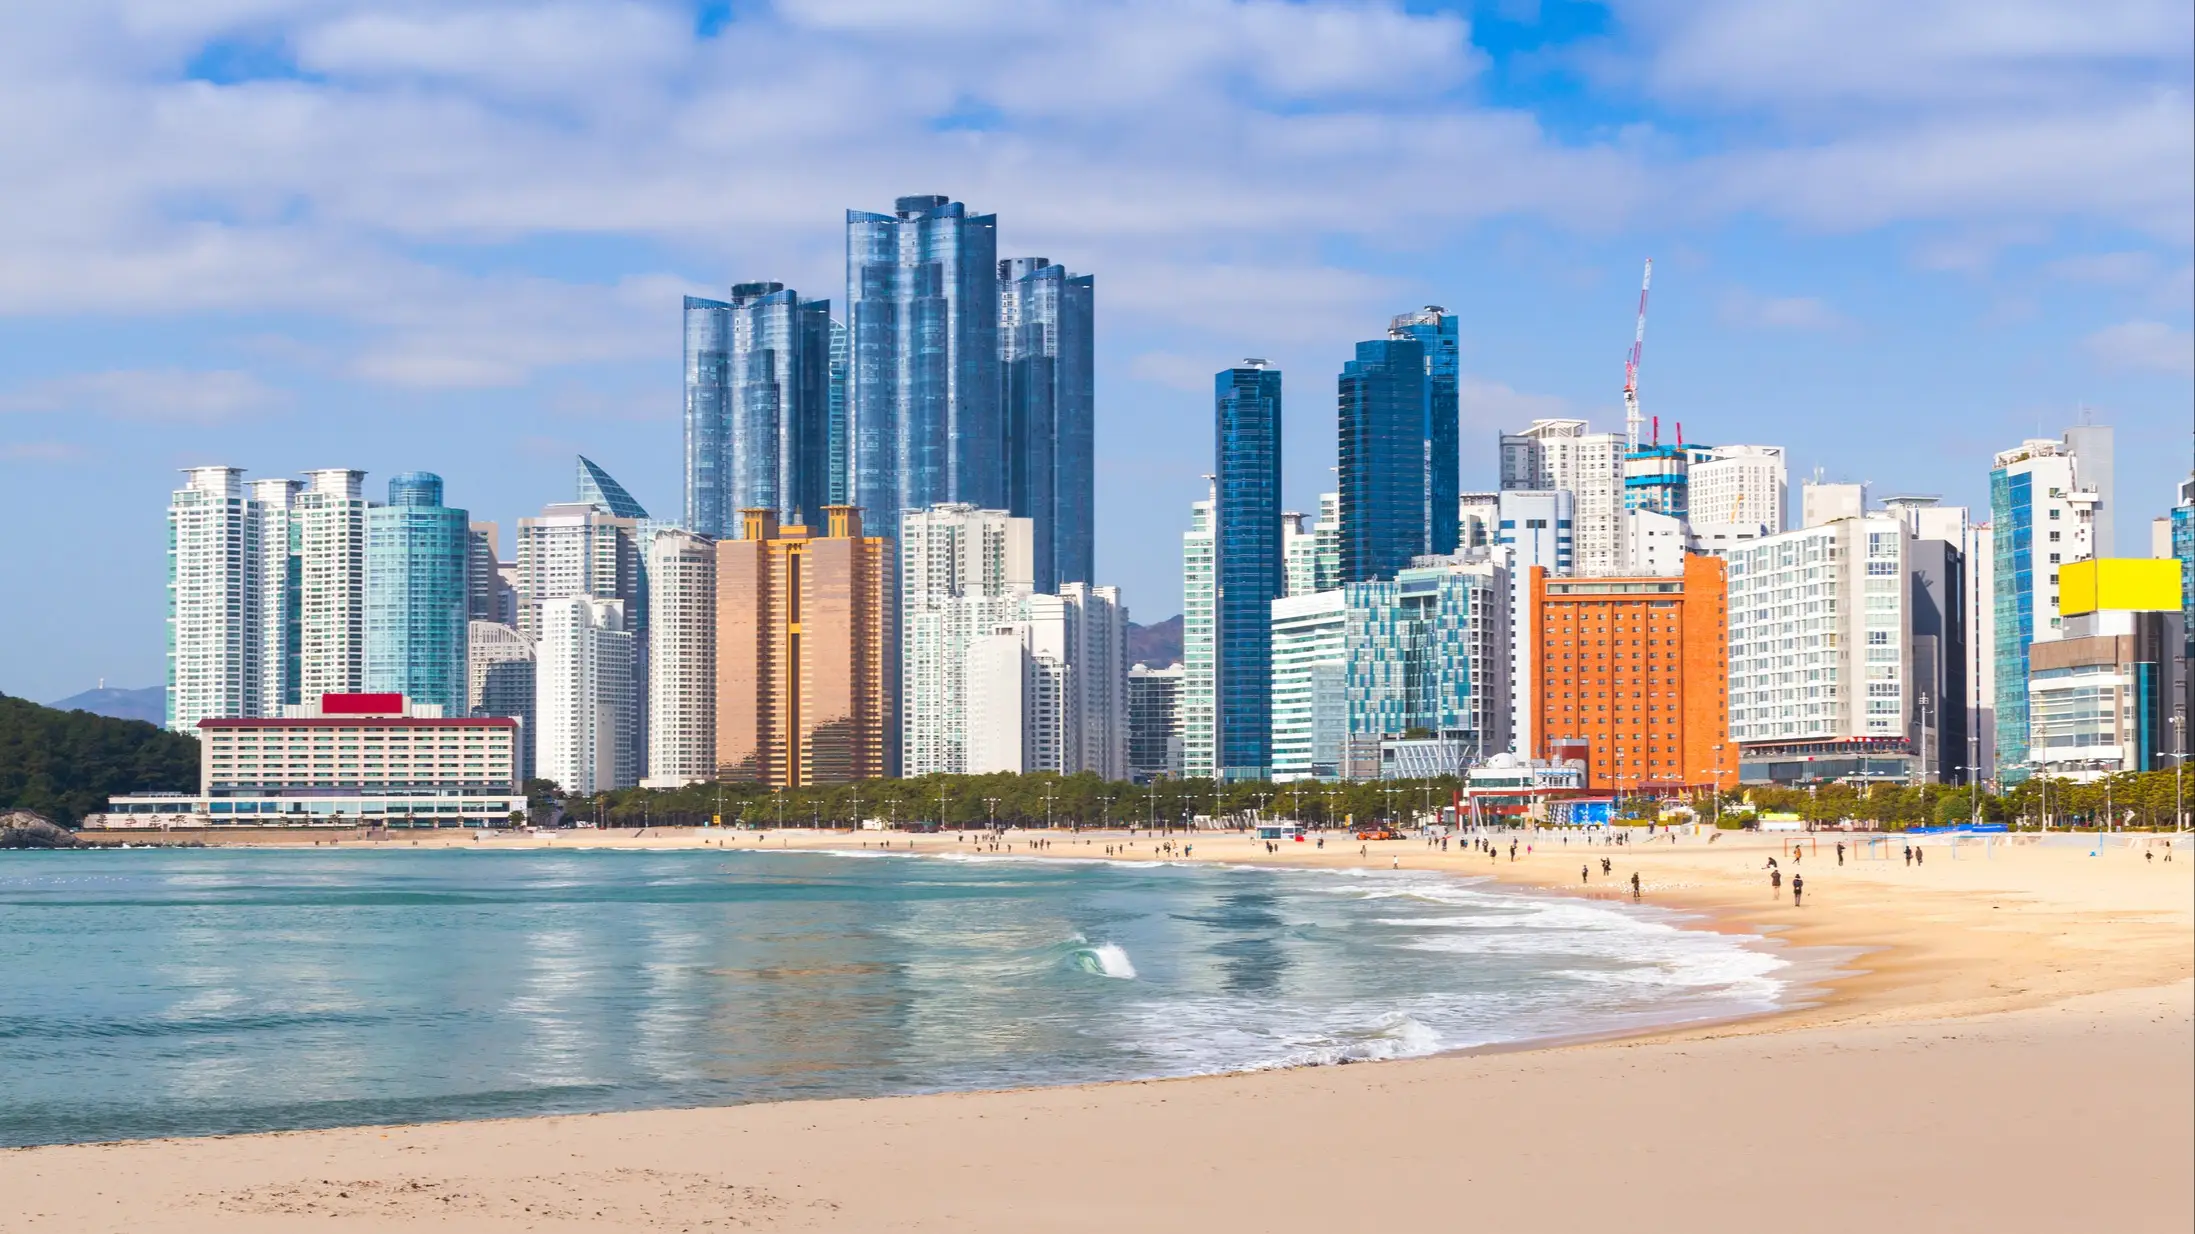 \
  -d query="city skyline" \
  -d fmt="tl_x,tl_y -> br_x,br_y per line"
3,1 -> 2191,703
